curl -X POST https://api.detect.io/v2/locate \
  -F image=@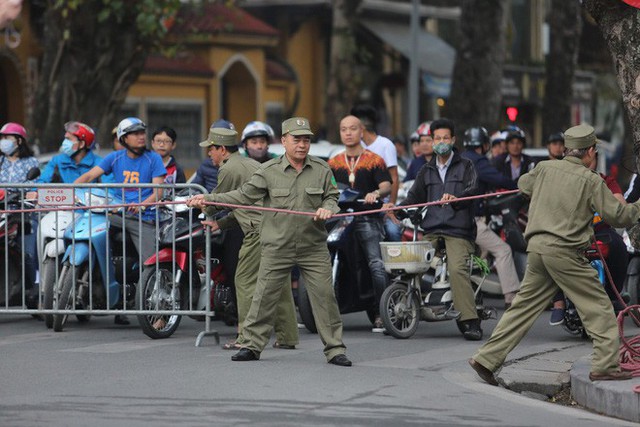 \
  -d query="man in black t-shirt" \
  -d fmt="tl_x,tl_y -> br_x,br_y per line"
329,115 -> 392,332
